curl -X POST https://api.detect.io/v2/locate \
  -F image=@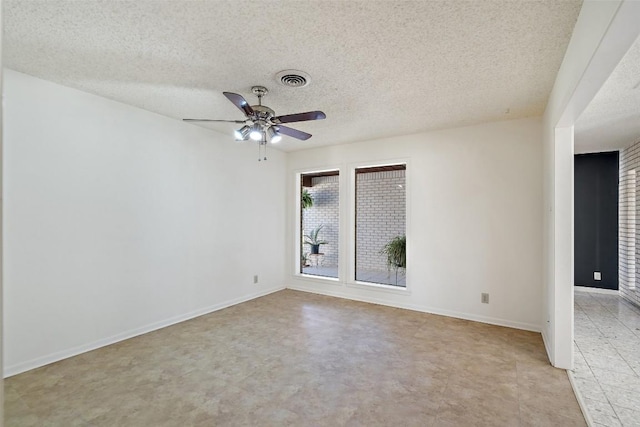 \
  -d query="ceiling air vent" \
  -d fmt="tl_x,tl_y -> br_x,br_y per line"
276,70 -> 311,88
